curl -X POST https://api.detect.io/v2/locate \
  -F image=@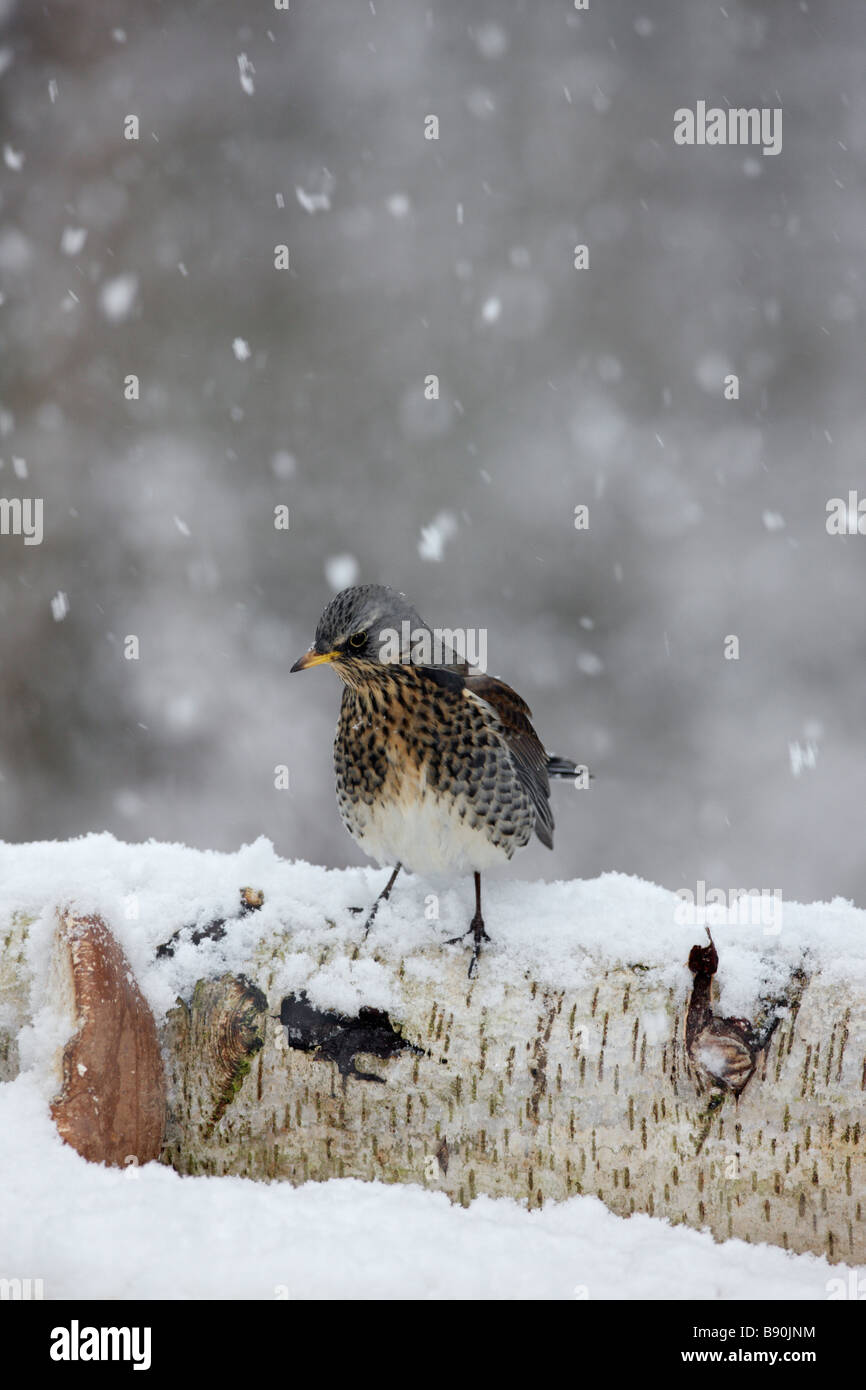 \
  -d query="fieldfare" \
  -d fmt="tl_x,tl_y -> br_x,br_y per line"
291,584 -> 579,973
